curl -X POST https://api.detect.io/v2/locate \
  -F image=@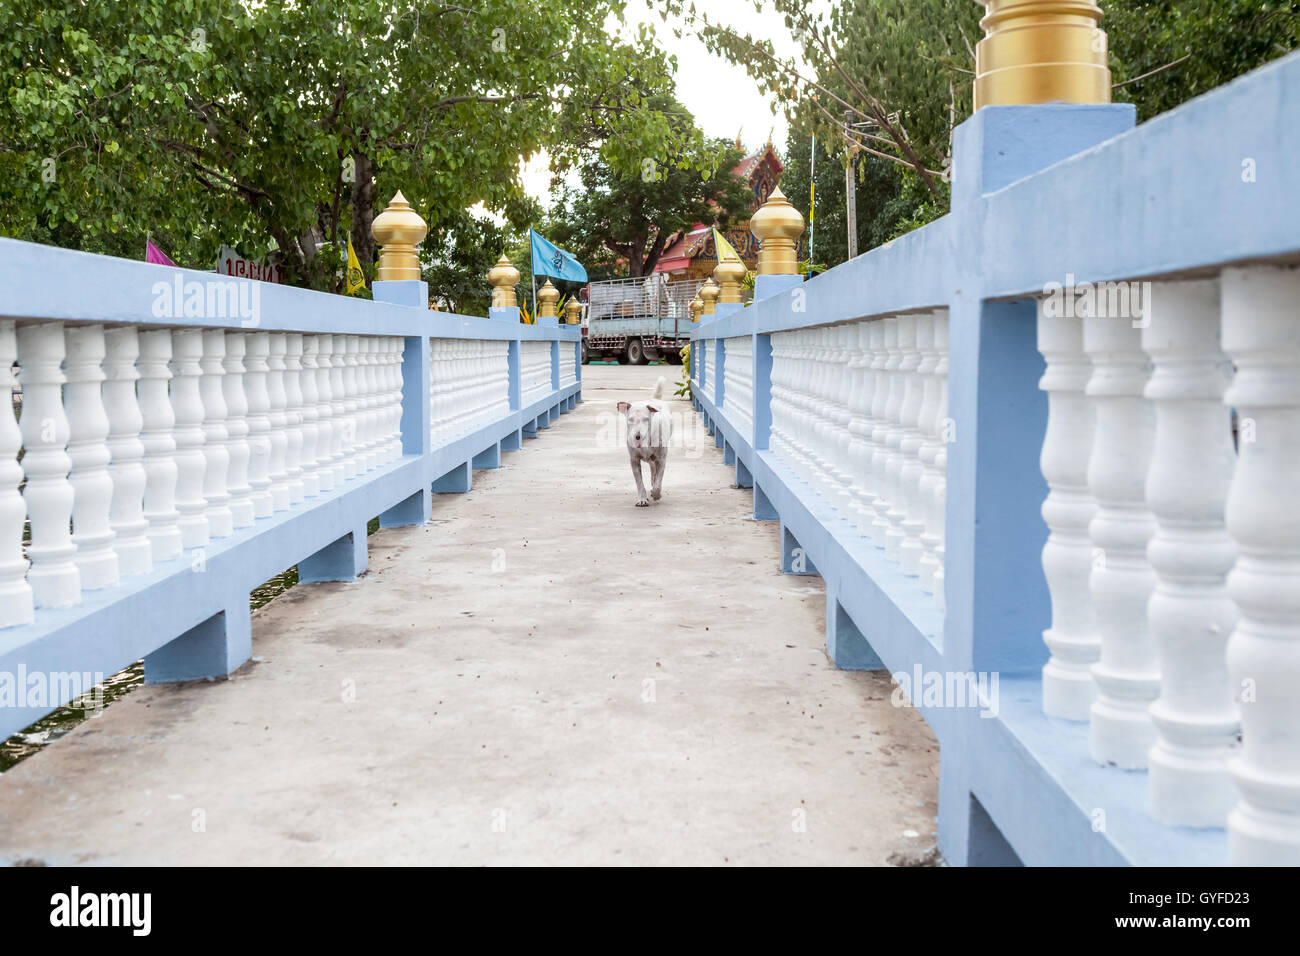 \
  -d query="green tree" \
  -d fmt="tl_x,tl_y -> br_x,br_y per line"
0,0 -> 688,290
1107,1 -> 1300,120
547,96 -> 753,277
664,0 -> 1299,259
